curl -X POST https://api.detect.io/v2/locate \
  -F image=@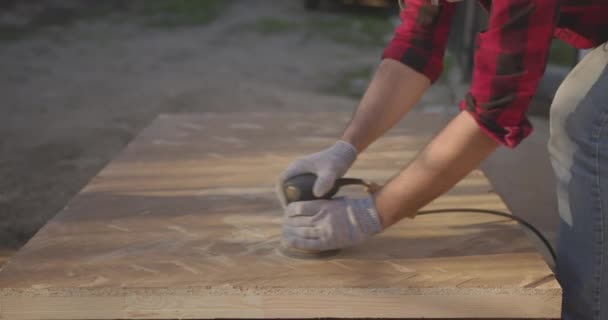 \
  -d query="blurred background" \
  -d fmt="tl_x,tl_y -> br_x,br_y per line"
0,0 -> 578,265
